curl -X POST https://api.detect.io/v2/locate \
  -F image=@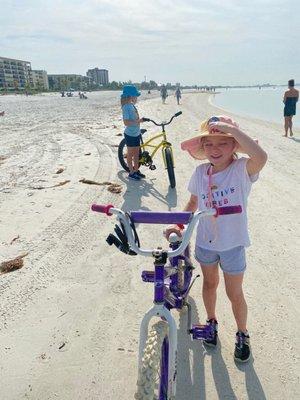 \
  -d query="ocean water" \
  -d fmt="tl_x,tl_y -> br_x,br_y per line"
210,87 -> 300,128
